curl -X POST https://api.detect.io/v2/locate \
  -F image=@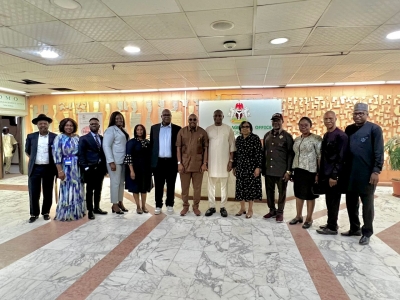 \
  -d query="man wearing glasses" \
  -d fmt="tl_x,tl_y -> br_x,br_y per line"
176,114 -> 209,216
342,103 -> 384,245
150,109 -> 181,215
